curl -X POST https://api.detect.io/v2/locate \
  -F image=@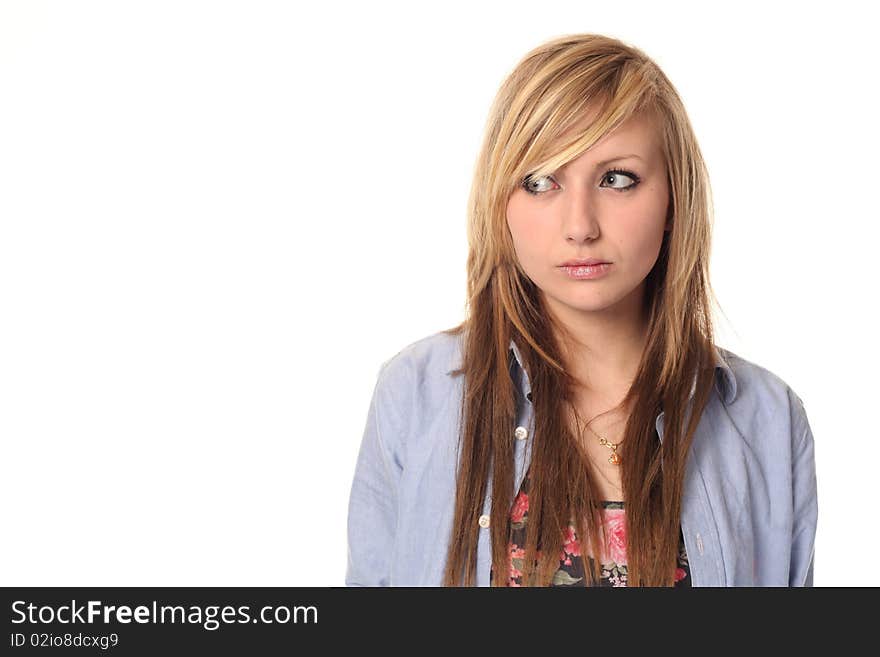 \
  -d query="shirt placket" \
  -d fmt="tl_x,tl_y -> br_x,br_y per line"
477,372 -> 533,587
658,410 -> 727,586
